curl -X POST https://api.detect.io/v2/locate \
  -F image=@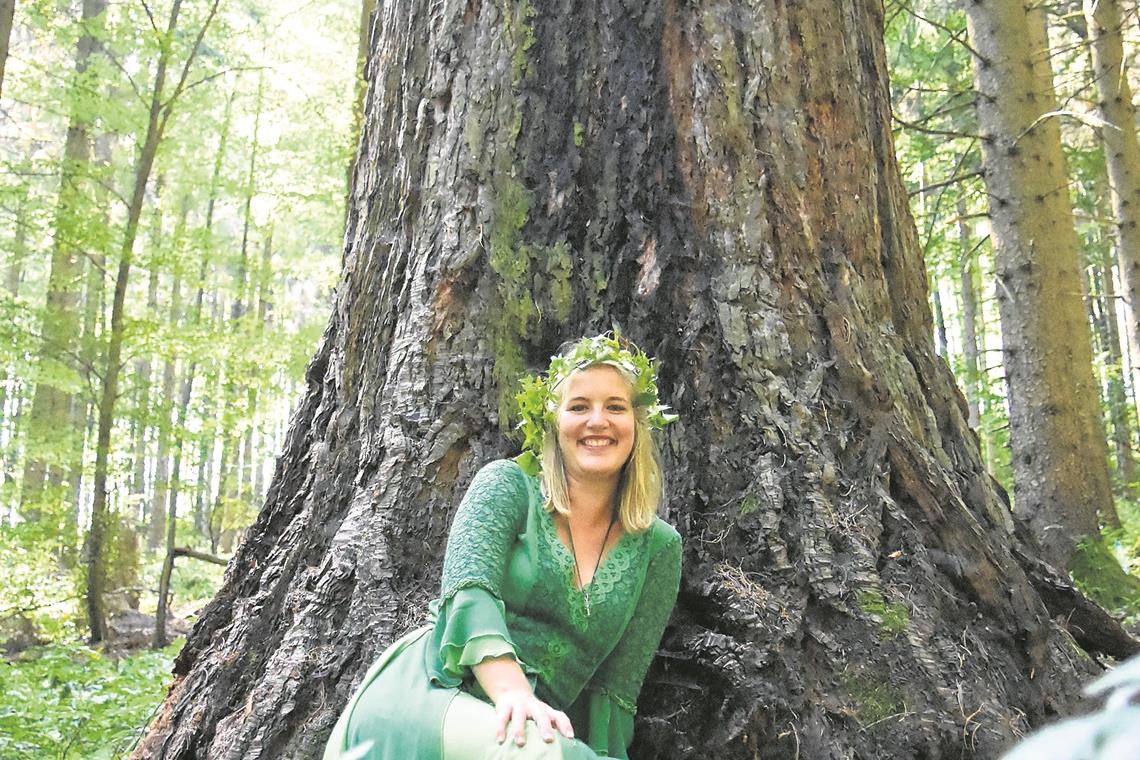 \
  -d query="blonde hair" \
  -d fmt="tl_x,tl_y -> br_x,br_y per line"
539,360 -> 664,533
